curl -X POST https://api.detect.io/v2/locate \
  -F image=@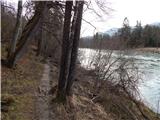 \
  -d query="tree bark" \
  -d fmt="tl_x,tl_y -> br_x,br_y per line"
36,28 -> 43,56
7,2 -> 47,68
66,1 -> 84,96
7,0 -> 22,60
57,1 -> 73,100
